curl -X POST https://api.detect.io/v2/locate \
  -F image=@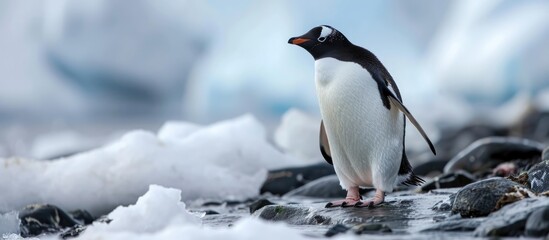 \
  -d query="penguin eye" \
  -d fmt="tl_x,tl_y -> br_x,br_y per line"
318,36 -> 326,42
